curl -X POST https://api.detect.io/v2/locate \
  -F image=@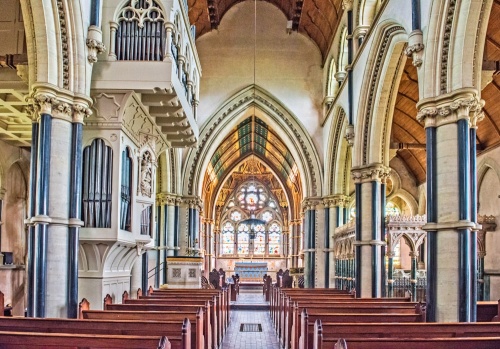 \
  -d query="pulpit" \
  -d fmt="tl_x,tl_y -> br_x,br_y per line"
234,262 -> 268,282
